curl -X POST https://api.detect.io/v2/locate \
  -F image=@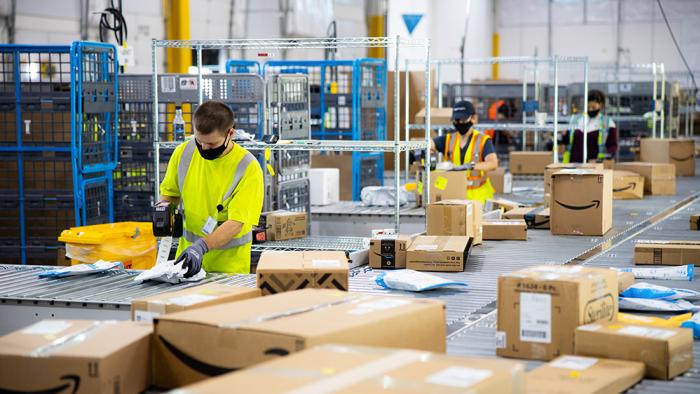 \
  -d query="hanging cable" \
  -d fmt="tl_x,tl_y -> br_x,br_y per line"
656,0 -> 697,90
98,0 -> 128,46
